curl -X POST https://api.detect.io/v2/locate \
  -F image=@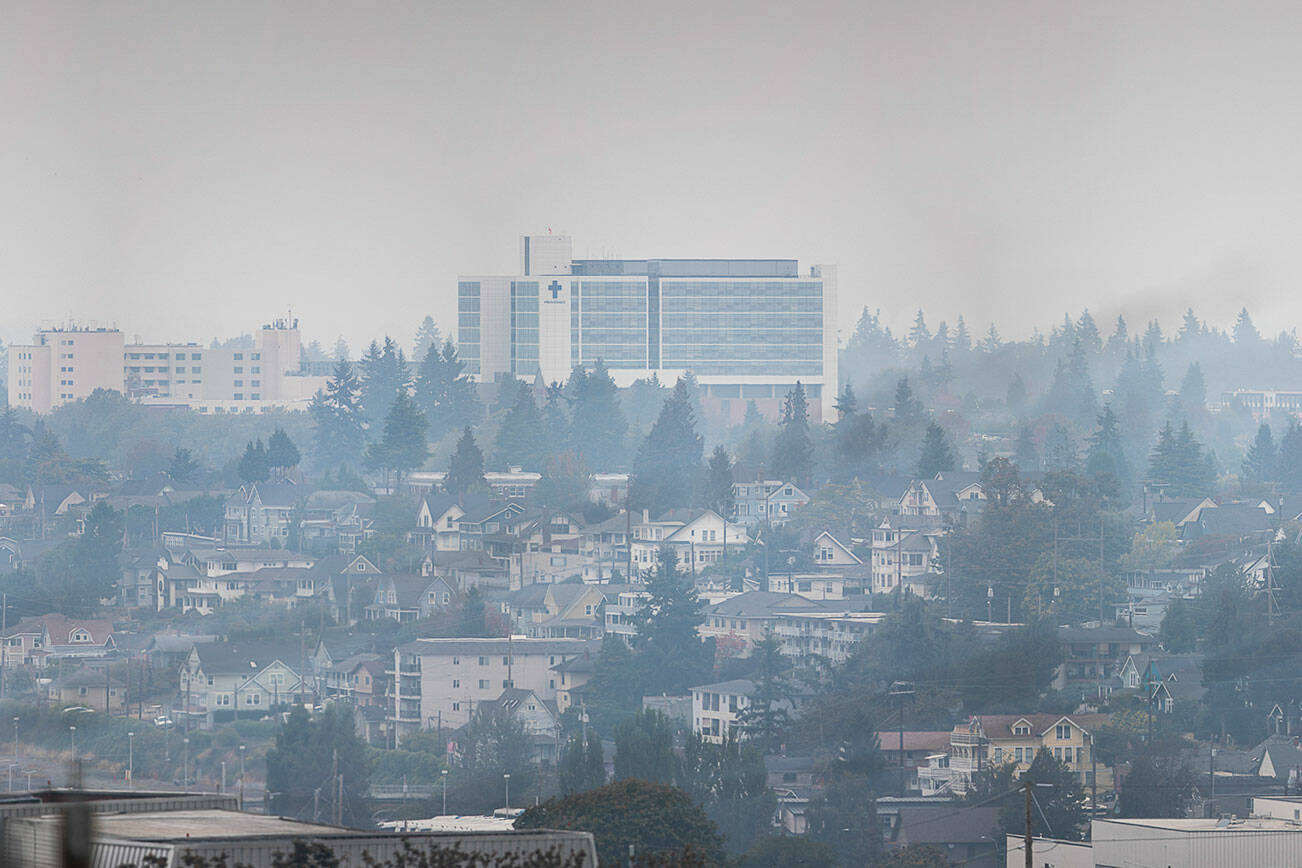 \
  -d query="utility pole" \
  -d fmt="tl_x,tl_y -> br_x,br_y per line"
331,749 -> 339,825
1024,783 -> 1033,868
1267,535 -> 1276,626
889,681 -> 915,770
